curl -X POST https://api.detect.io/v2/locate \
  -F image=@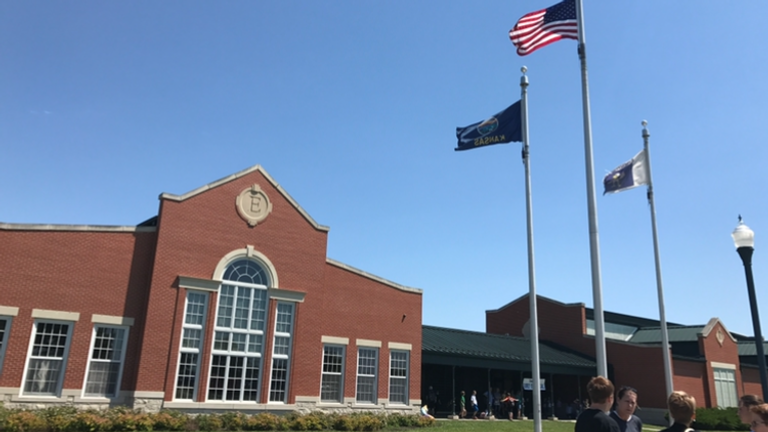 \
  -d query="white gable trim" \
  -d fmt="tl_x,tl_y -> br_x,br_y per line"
158,165 -> 329,232
326,258 -> 422,294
